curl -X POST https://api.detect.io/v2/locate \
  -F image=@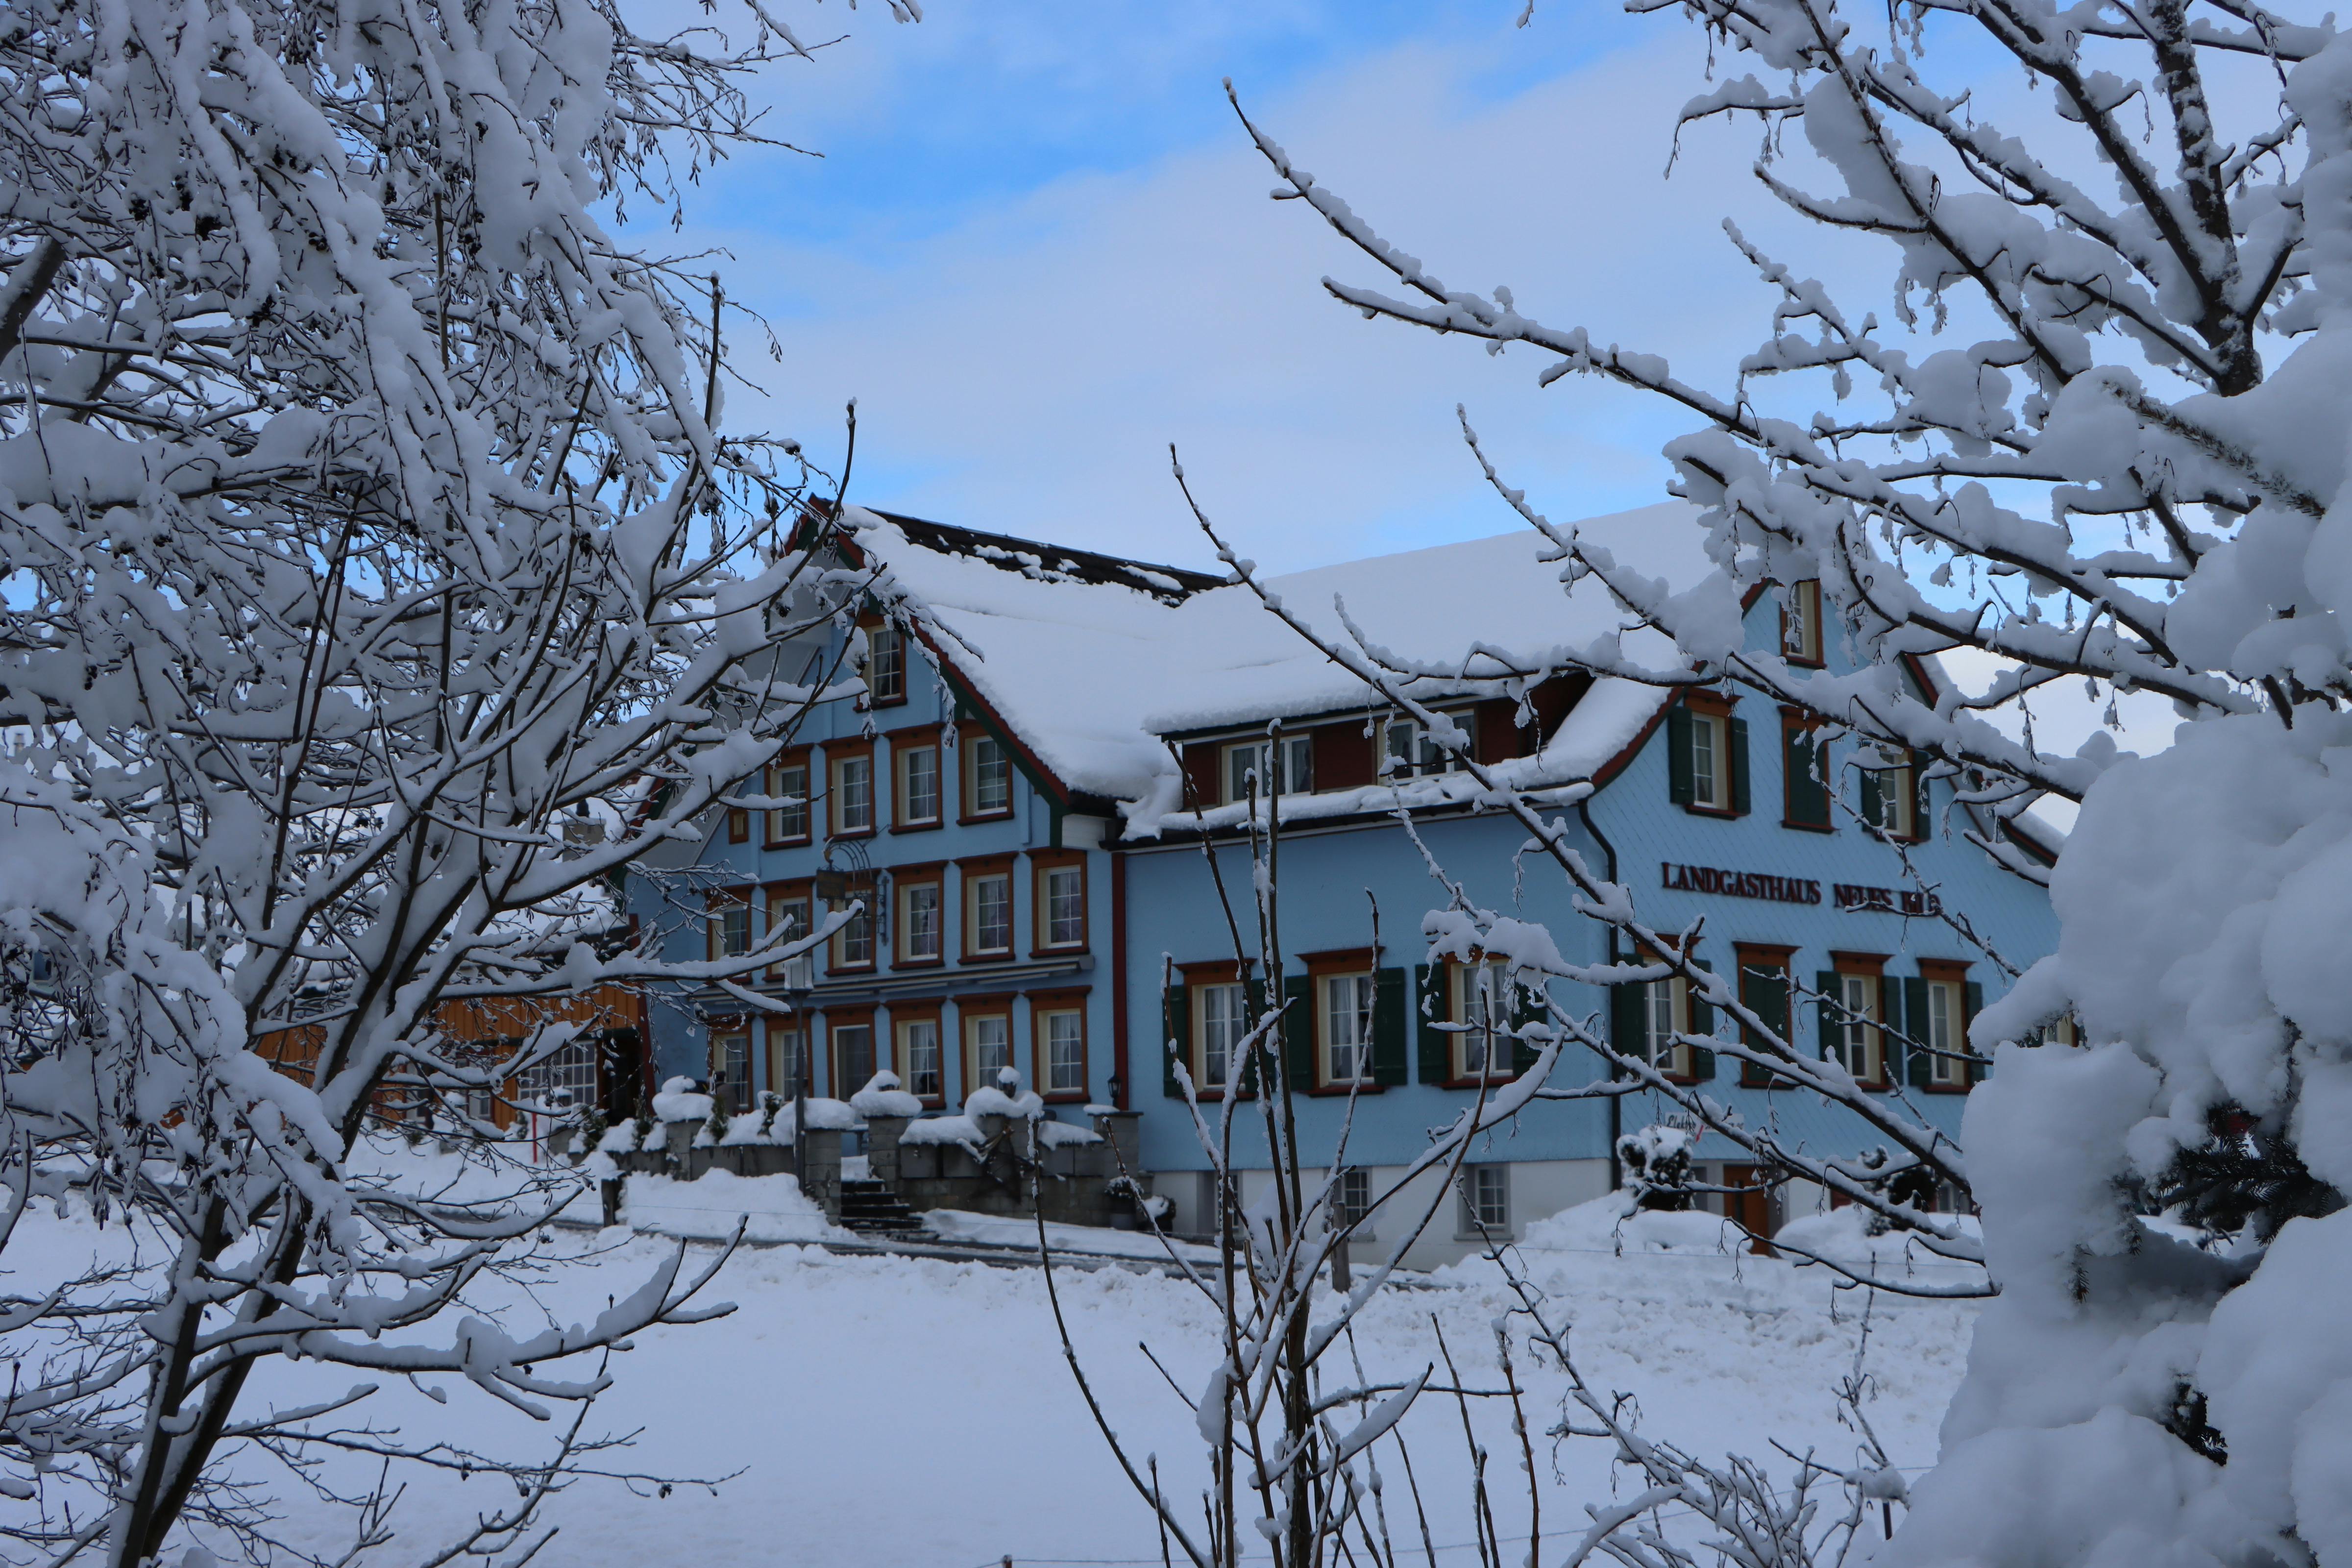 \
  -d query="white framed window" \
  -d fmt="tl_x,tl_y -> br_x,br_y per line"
865,625 -> 905,704
1860,745 -> 1917,839
1322,972 -> 1375,1085
1461,1165 -> 1510,1235
967,1012 -> 1011,1085
2042,1013 -> 2080,1047
1925,976 -> 1969,1085
832,753 -> 873,834
1834,972 -> 1881,1082
832,900 -> 875,970
898,1017 -> 942,1101
766,893 -> 813,987
1784,579 -> 1823,664
967,871 -> 1012,956
1689,710 -> 1728,809
833,1021 -> 876,1092
898,743 -> 939,825
1382,714 -> 1464,779
1641,973 -> 1695,1077
1222,733 -> 1314,804
1194,980 -> 1246,1091
765,758 -> 809,843
898,881 -> 941,964
1040,1008 -> 1085,1095
1450,958 -> 1515,1080
520,1040 -> 596,1114
1040,863 -> 1084,949
1336,1167 -> 1374,1238
710,897 -> 750,960
766,1023 -> 806,1100
968,733 -> 1012,816
710,1027 -> 750,1114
